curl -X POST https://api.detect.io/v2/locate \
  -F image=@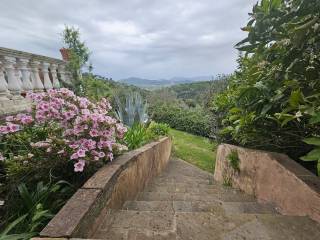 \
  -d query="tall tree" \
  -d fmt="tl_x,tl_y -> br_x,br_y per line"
61,26 -> 90,95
